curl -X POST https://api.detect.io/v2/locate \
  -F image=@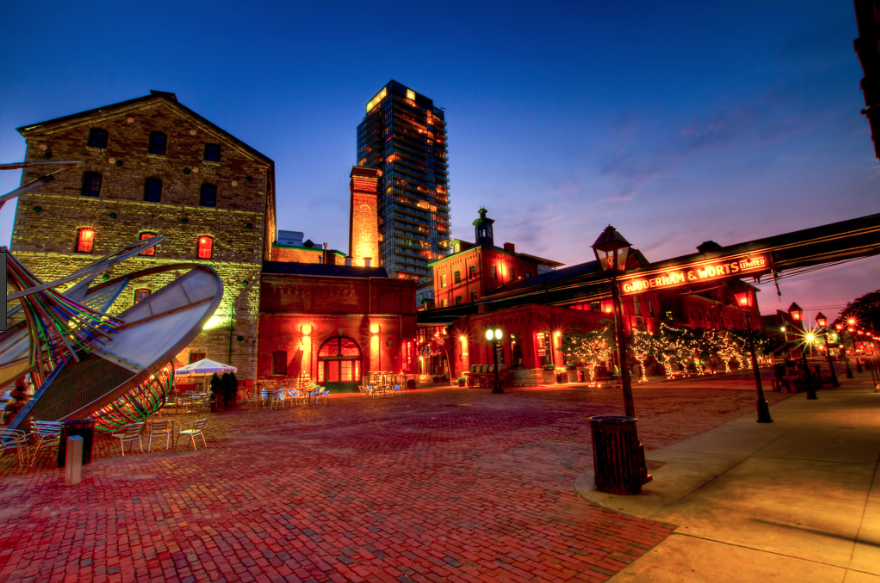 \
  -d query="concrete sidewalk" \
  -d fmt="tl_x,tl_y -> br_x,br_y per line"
575,374 -> 880,582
